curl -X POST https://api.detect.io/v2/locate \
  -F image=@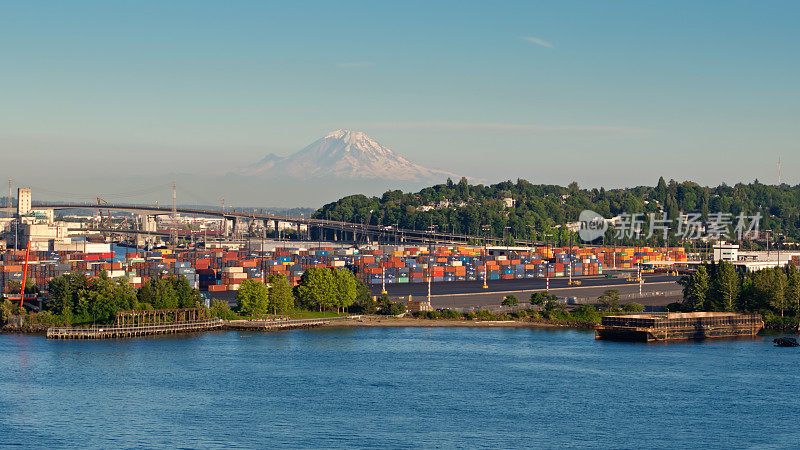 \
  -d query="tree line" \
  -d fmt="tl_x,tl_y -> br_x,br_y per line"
677,261 -> 800,320
44,272 -> 202,324
235,268 -> 379,316
314,177 -> 800,245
